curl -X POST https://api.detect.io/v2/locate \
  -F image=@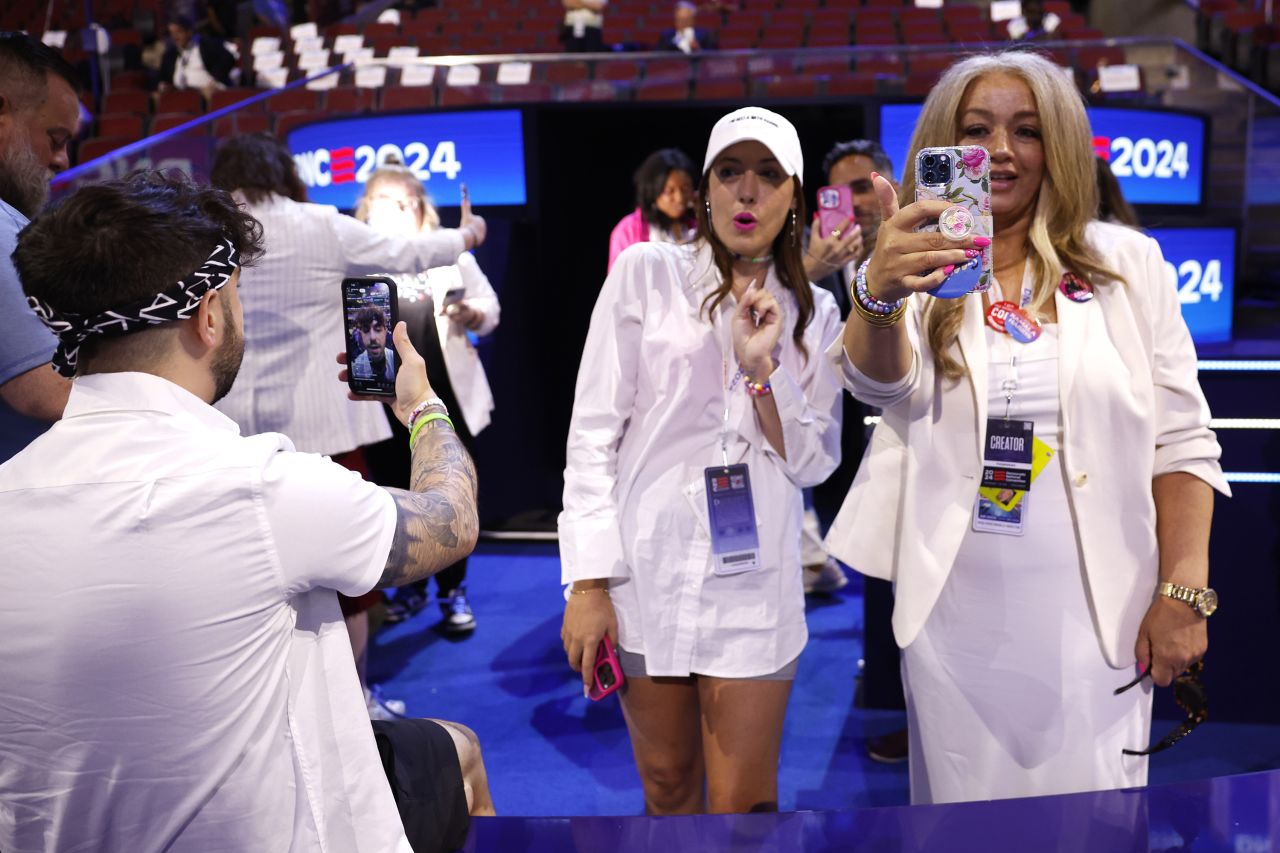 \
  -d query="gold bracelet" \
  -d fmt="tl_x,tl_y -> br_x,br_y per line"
570,587 -> 608,595
850,292 -> 908,328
